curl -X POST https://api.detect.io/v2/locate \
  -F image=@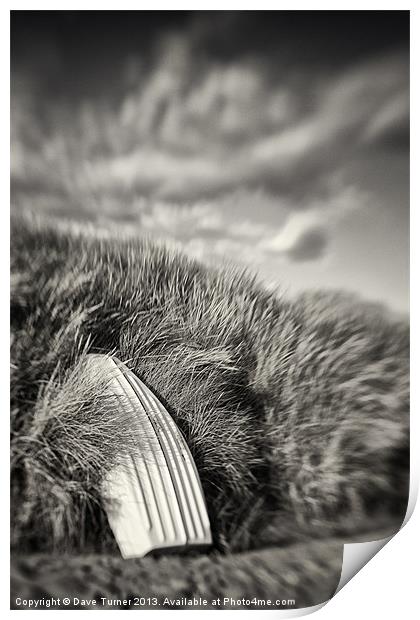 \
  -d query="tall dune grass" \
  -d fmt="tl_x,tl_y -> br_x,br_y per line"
11,214 -> 409,560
